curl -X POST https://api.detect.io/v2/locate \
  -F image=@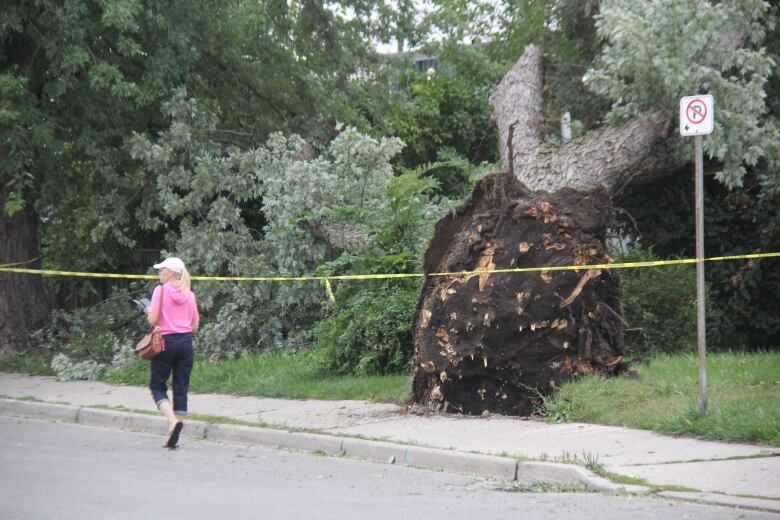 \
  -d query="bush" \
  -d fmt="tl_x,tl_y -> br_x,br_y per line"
615,170 -> 780,350
313,282 -> 419,376
618,248 -> 719,357
311,164 -> 447,376
29,290 -> 145,380
386,68 -> 498,179
51,353 -> 106,381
